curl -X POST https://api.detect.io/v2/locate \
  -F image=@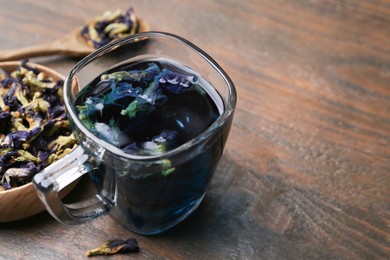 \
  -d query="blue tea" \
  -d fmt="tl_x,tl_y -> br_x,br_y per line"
75,58 -> 227,234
